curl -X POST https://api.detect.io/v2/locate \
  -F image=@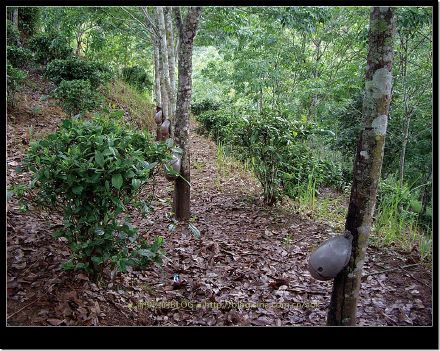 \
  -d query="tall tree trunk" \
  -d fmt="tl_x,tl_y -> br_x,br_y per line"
164,7 -> 177,118
327,6 -> 395,326
12,8 -> 21,46
12,8 -> 19,28
156,7 -> 173,120
310,39 -> 321,121
420,168 -> 432,220
172,6 -> 202,221
398,32 -> 410,188
399,111 -> 411,187
153,34 -> 162,107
